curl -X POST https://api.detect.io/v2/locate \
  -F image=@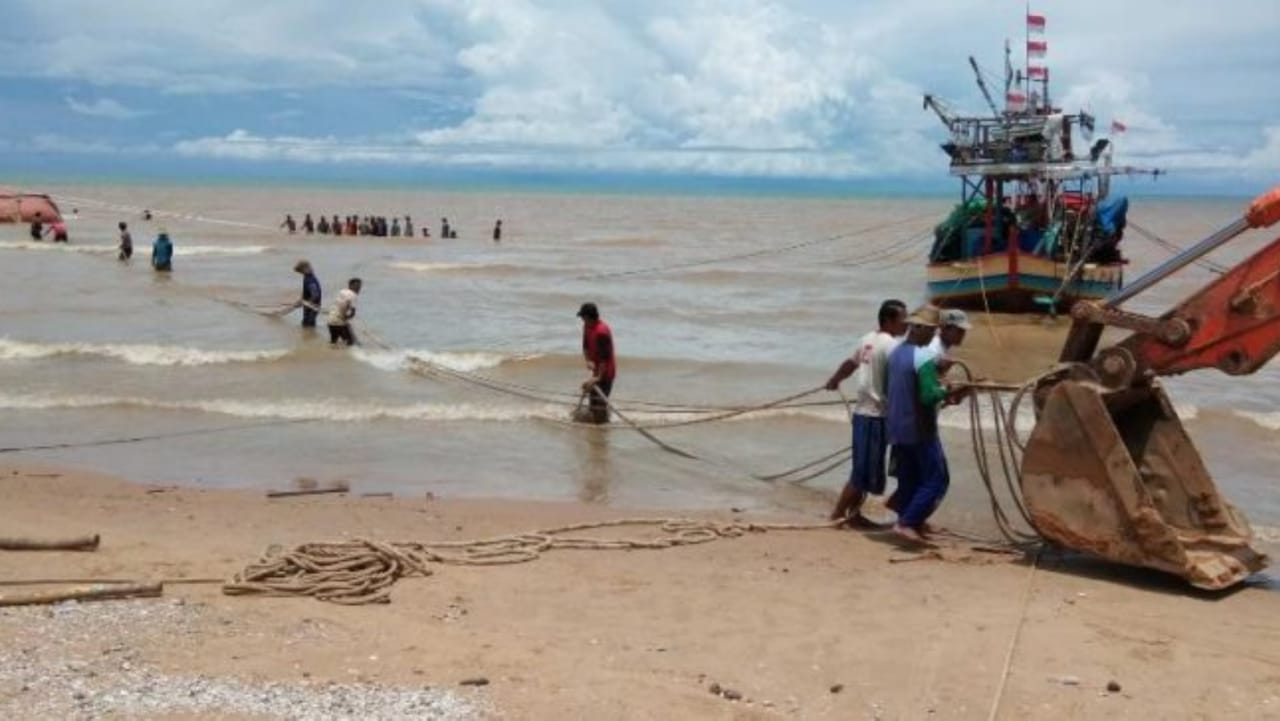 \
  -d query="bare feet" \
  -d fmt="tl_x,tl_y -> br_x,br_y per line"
892,524 -> 928,545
